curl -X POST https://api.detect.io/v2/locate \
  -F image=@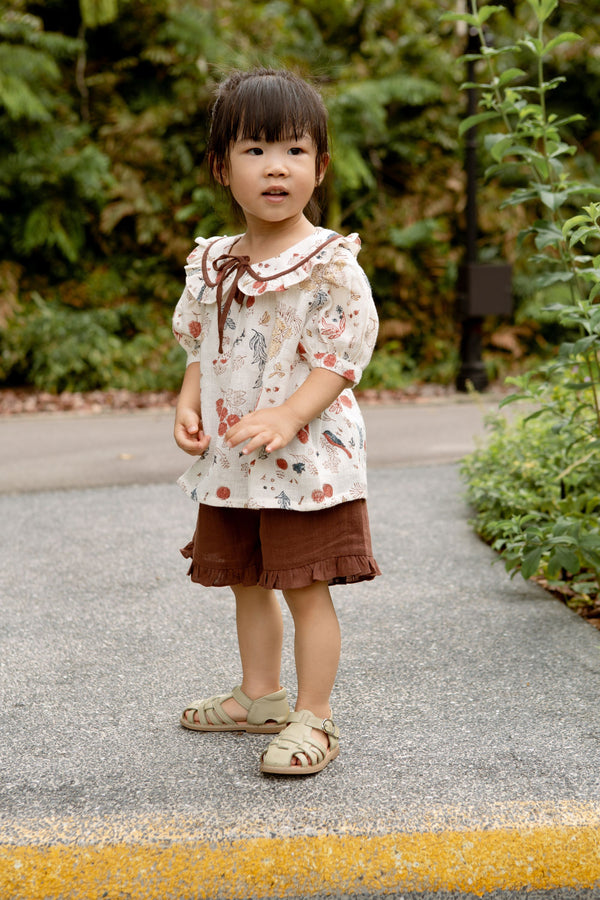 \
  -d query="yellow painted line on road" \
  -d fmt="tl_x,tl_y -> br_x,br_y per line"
1,826 -> 600,899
